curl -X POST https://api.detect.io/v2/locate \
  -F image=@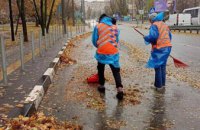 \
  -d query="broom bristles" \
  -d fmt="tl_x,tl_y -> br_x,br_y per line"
171,56 -> 189,68
132,28 -> 189,69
